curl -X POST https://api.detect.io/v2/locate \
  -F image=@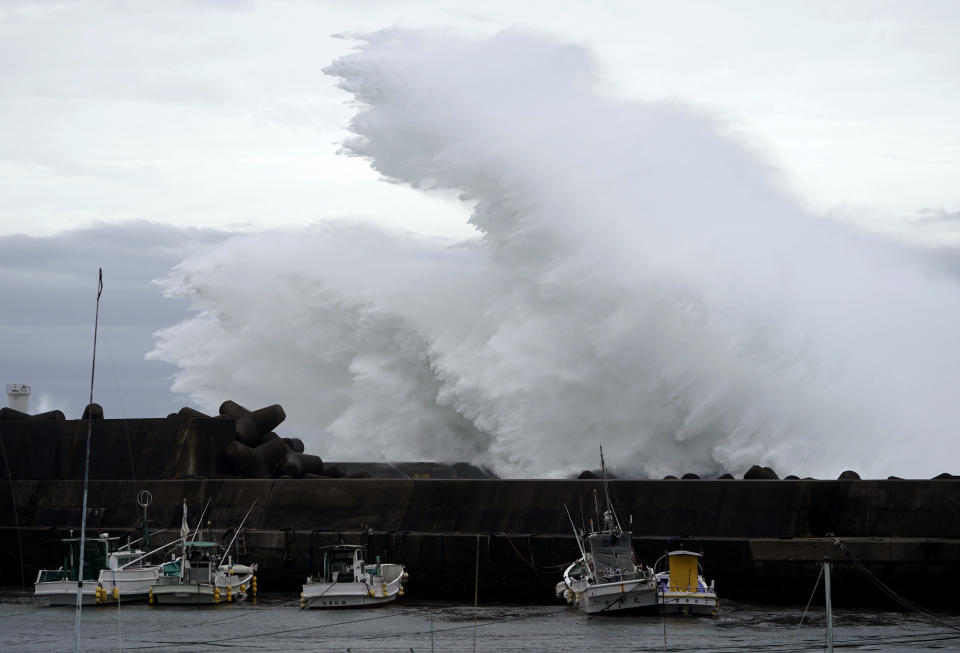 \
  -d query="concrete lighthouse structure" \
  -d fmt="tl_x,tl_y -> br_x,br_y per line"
6,384 -> 30,413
